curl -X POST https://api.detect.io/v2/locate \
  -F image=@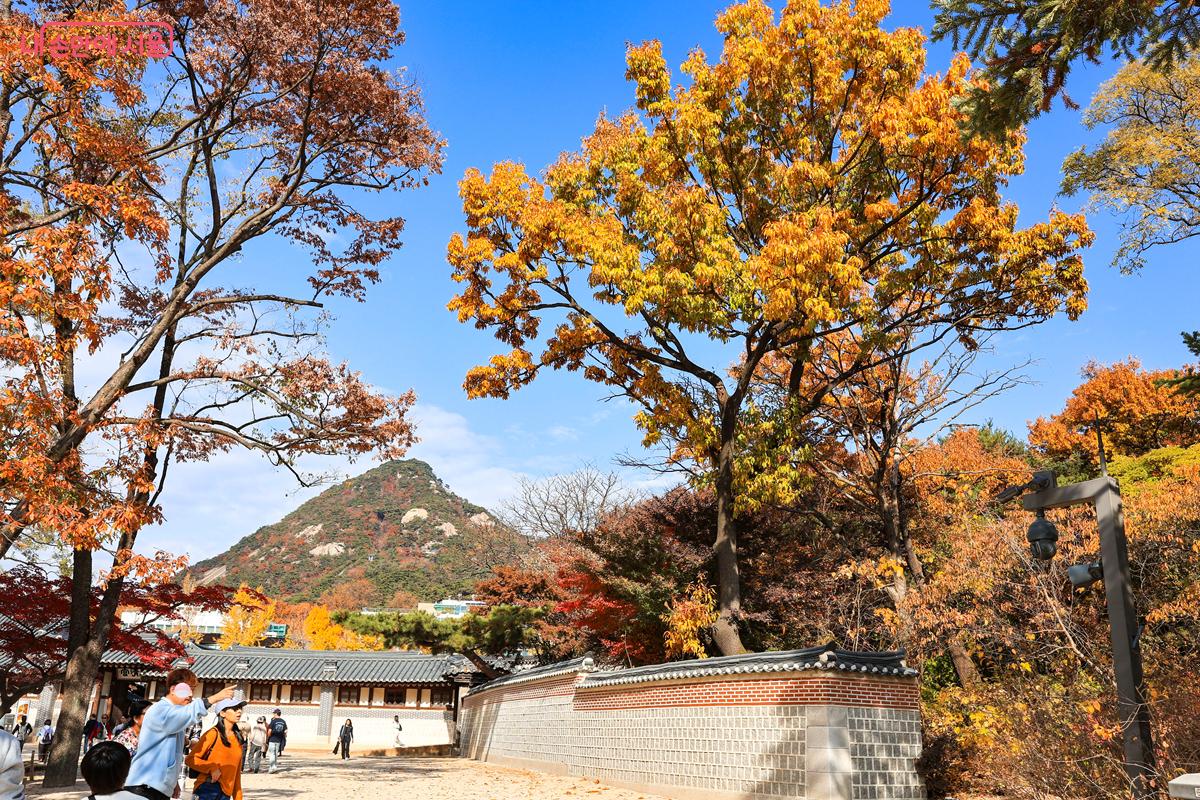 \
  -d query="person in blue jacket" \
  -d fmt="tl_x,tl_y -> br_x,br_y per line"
123,669 -> 235,800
